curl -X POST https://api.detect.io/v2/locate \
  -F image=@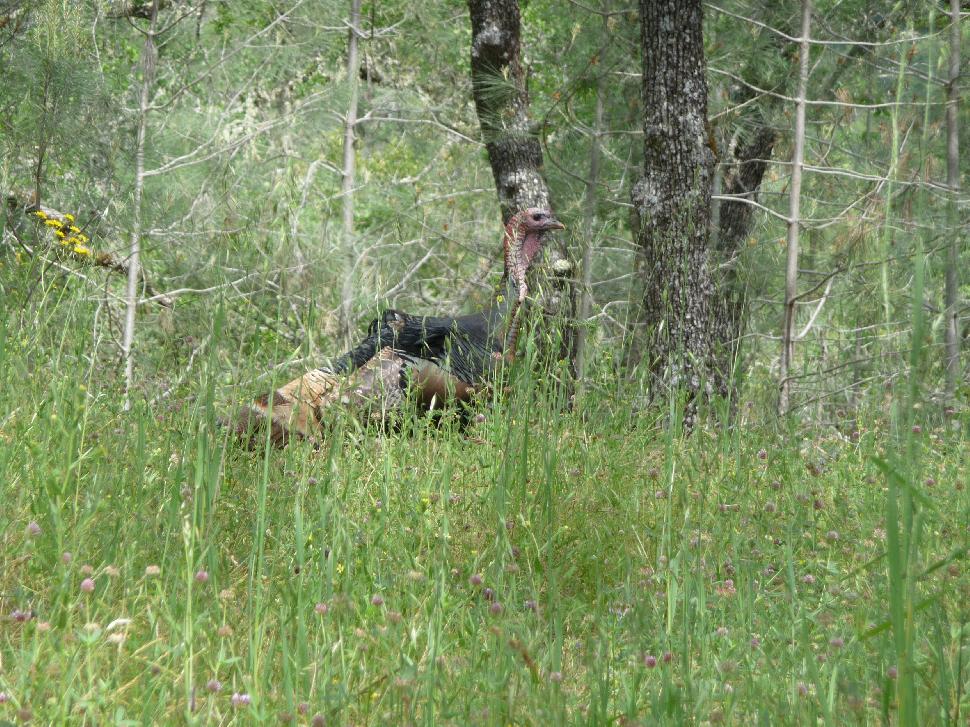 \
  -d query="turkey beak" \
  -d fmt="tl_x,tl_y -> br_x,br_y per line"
545,217 -> 565,231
